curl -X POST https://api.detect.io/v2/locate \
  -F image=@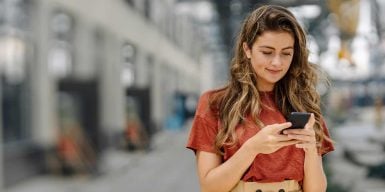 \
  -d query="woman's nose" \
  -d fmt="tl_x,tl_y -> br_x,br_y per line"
271,55 -> 282,66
